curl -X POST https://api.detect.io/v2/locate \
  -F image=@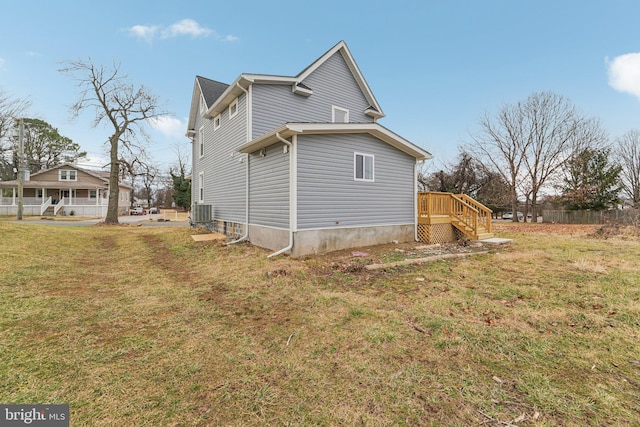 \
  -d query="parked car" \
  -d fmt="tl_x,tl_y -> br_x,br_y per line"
502,211 -> 524,221
148,207 -> 159,214
130,207 -> 146,215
